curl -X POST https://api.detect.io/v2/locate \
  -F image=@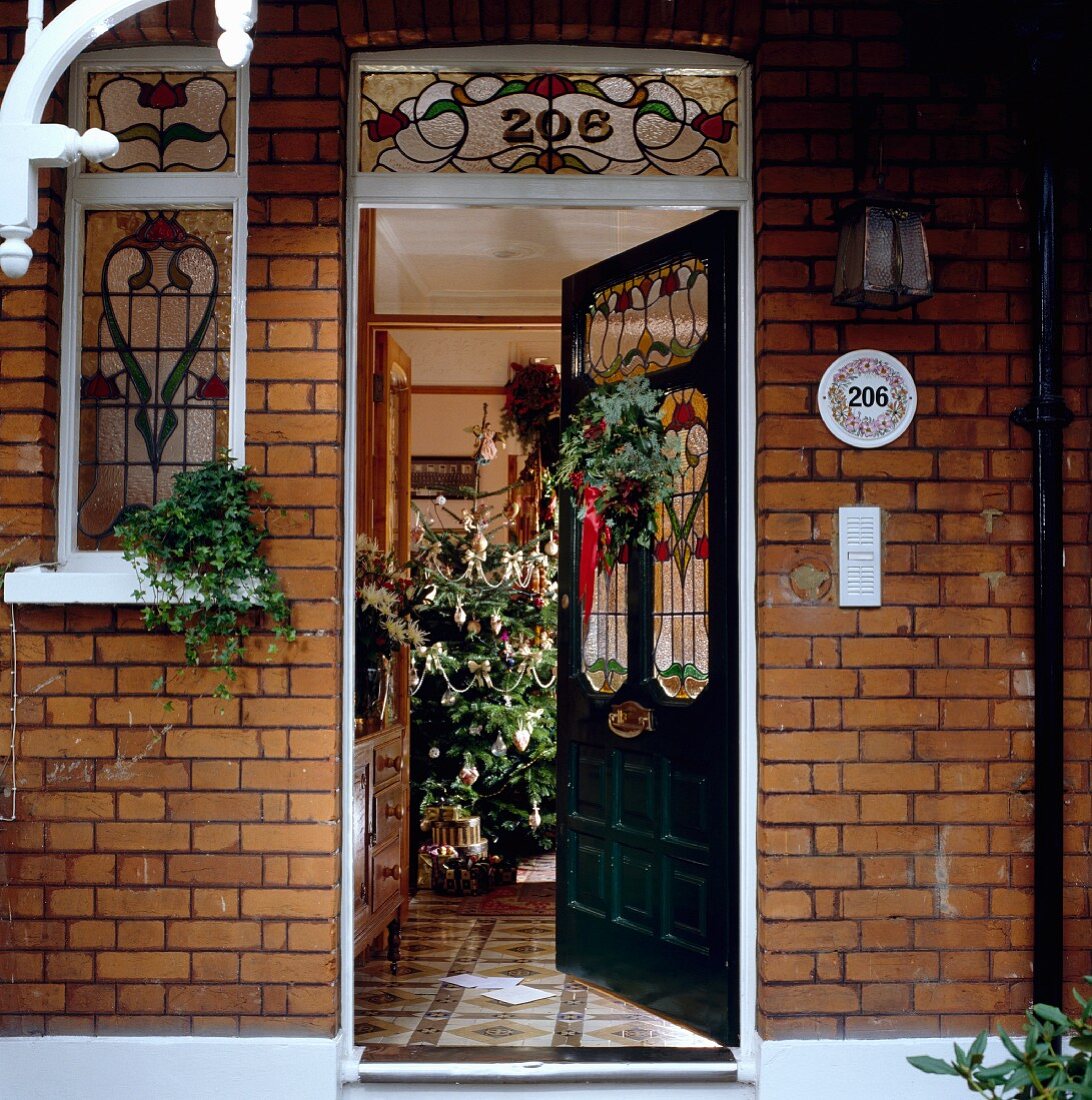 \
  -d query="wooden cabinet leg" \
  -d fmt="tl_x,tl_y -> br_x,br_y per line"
387,916 -> 402,975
